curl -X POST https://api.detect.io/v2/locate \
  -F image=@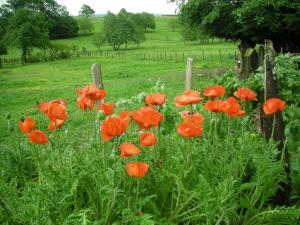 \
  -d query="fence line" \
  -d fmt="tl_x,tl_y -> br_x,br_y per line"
1,49 -> 238,67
